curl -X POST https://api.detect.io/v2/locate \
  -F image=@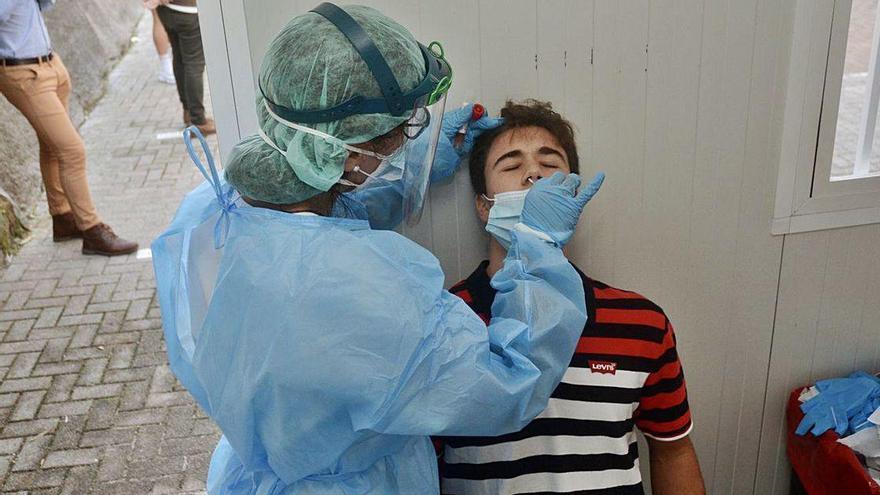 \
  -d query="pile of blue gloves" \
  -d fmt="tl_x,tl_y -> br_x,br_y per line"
797,371 -> 880,437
